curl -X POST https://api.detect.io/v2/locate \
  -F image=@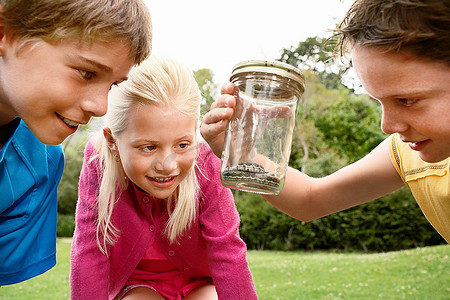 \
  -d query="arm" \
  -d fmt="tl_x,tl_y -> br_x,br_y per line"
200,86 -> 405,221
70,141 -> 110,300
264,137 -> 405,221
